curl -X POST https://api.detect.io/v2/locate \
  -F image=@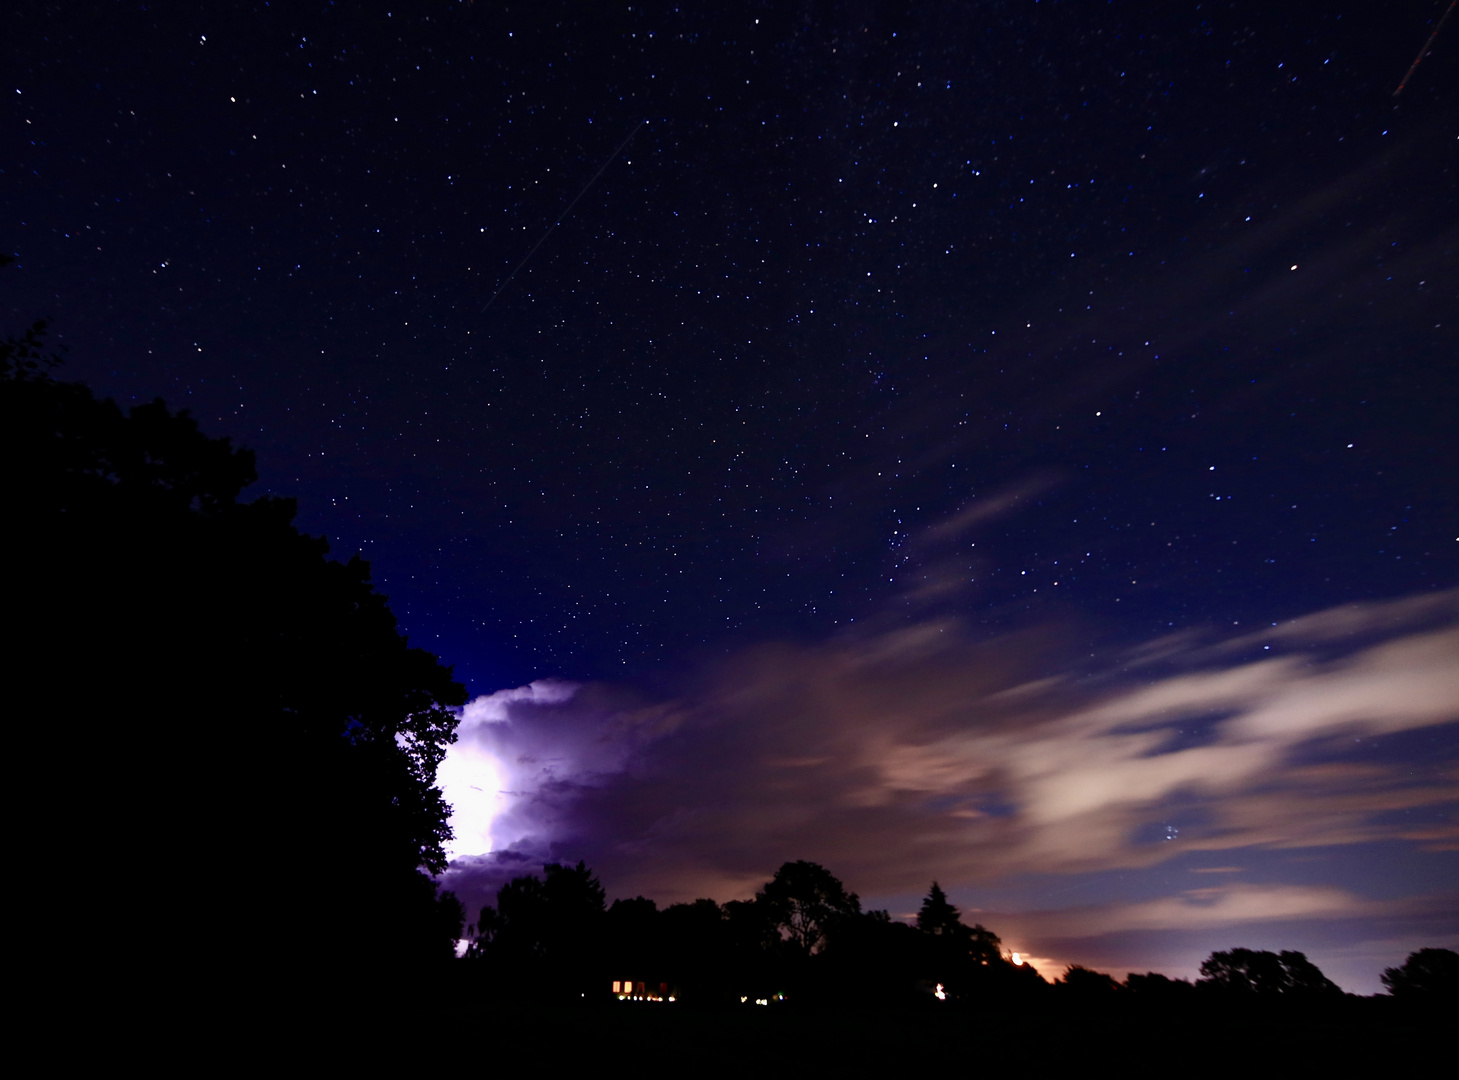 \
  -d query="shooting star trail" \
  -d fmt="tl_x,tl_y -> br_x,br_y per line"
1394,0 -> 1456,96
482,120 -> 646,313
